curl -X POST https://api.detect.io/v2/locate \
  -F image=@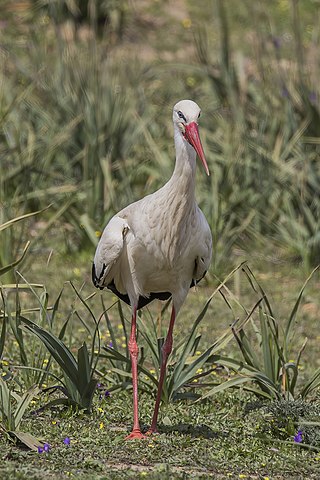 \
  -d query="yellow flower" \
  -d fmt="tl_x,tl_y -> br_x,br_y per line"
98,407 -> 104,413
121,343 -> 126,348
149,369 -> 156,374
182,18 -> 192,29
278,0 -> 289,12
239,475 -> 247,479
195,351 -> 201,355
117,325 -> 122,330
95,231 -> 102,238
1,360 -> 9,366
99,422 -> 104,429
186,77 -> 196,87
43,359 -> 49,365
41,15 -> 50,25
196,368 -> 203,374
73,268 -> 81,277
